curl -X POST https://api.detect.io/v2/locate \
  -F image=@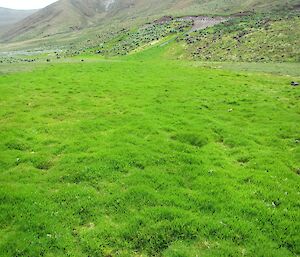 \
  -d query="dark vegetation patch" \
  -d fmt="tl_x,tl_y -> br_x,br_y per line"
237,155 -> 251,165
171,133 -> 208,147
30,156 -> 54,170
5,140 -> 30,151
